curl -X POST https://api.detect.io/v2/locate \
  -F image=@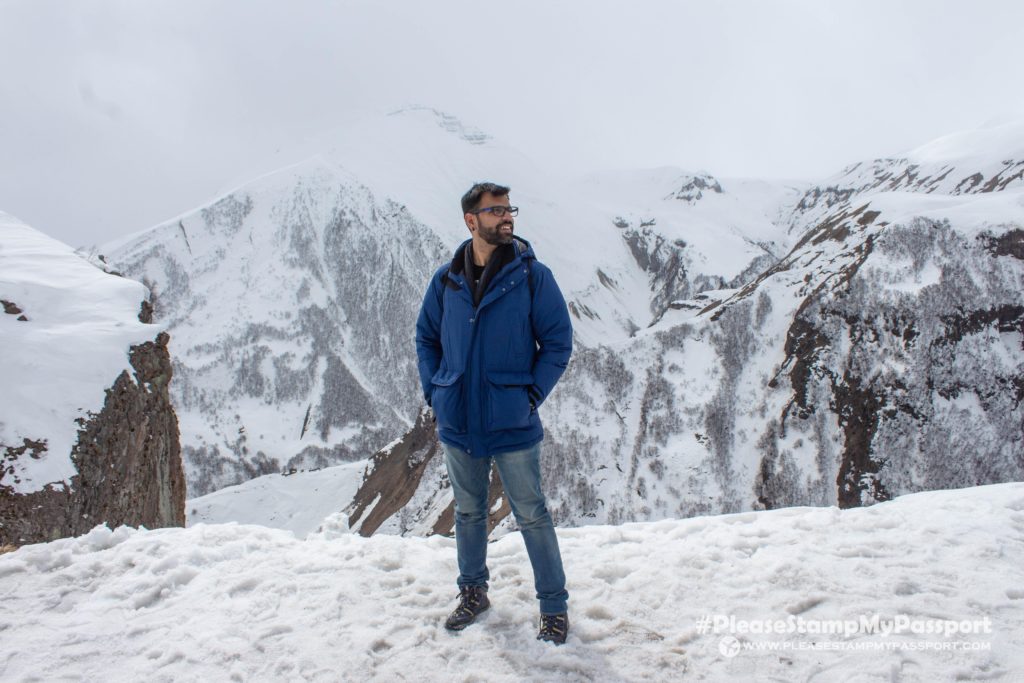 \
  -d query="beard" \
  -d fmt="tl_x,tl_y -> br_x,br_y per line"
478,221 -> 514,246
